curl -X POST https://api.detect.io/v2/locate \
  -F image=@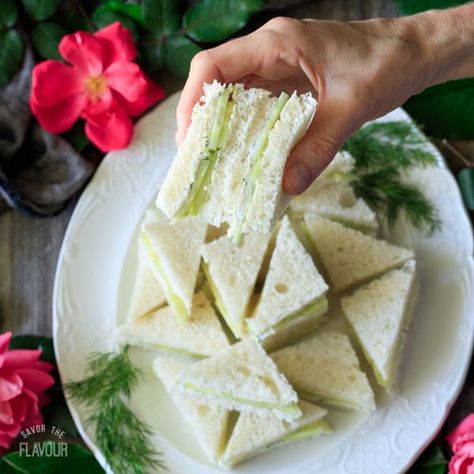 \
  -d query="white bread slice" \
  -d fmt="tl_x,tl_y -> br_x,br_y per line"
127,239 -> 166,322
247,216 -> 328,340
222,400 -> 329,467
291,182 -> 378,235
120,292 -> 230,358
143,217 -> 207,321
201,232 -> 271,338
341,259 -> 418,391
175,339 -> 301,421
156,81 -> 227,217
237,92 -> 316,236
153,357 -> 232,463
203,84 -> 275,228
272,332 -> 375,412
304,215 -> 413,292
